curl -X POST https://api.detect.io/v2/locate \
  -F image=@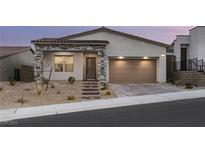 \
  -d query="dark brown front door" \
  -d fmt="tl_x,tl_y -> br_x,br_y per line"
181,48 -> 187,70
86,57 -> 96,80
